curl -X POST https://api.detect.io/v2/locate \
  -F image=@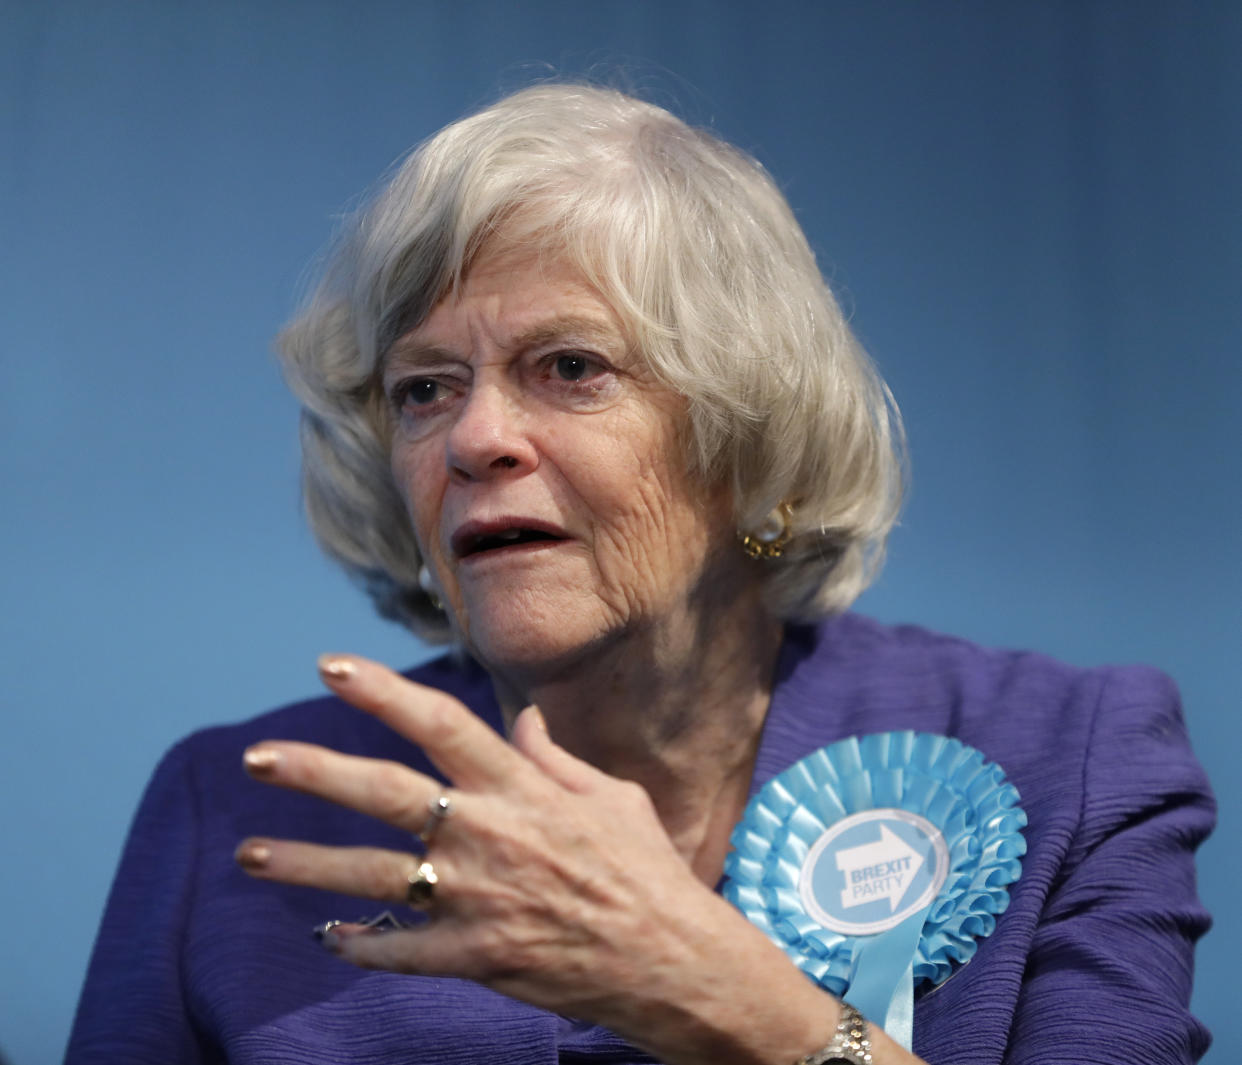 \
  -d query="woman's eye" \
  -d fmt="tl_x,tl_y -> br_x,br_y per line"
396,378 -> 441,407
552,353 -> 597,382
